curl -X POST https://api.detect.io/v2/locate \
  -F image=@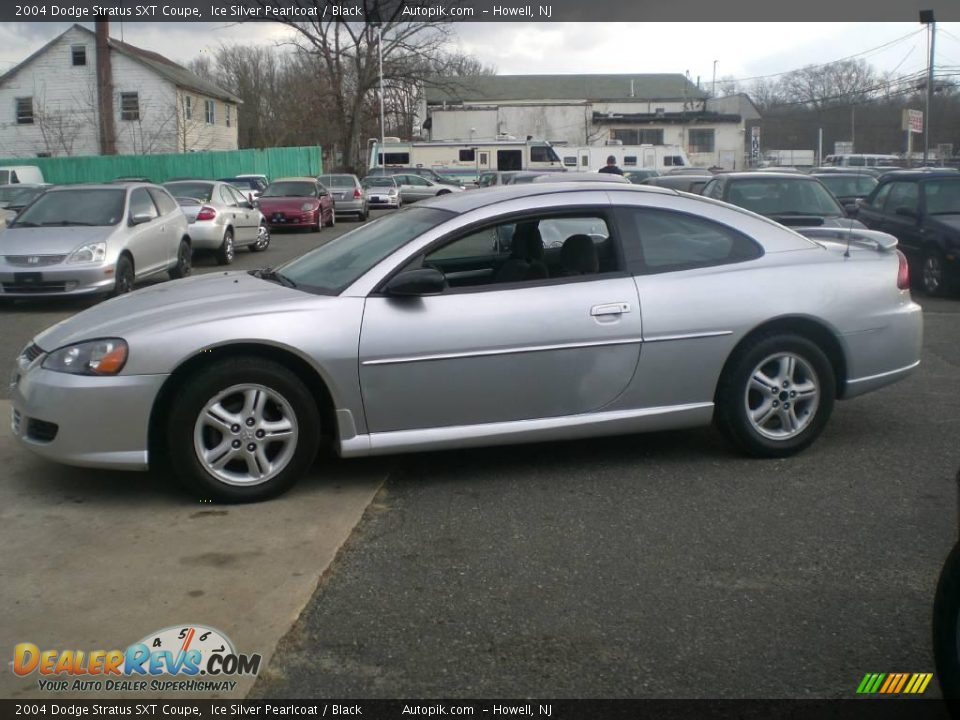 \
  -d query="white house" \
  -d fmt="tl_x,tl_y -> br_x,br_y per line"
0,24 -> 241,159
424,75 -> 761,170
